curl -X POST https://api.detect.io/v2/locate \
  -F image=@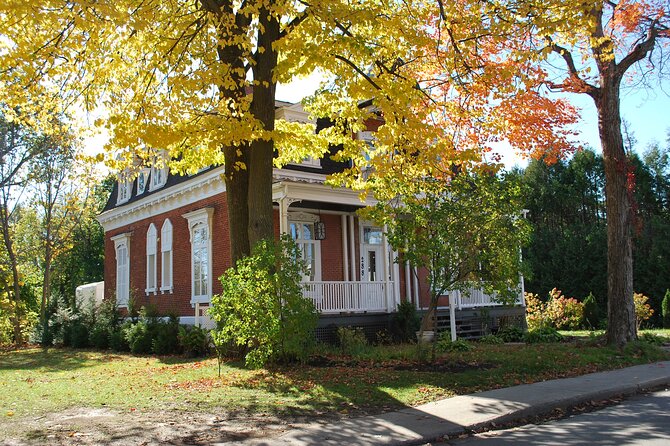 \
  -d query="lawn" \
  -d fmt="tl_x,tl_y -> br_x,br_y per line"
1,337 -> 668,422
